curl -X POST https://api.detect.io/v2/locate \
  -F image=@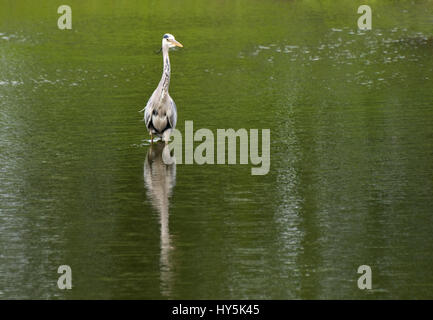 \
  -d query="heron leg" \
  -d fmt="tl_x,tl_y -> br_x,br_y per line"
150,133 -> 154,144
